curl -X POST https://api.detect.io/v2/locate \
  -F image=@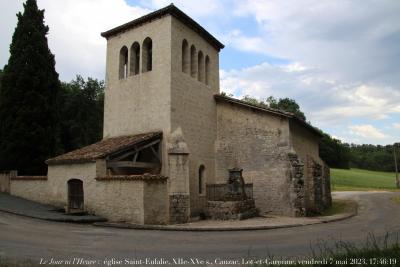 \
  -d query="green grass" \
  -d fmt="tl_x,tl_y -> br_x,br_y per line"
251,233 -> 400,266
331,168 -> 399,191
392,196 -> 400,204
320,200 -> 352,216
